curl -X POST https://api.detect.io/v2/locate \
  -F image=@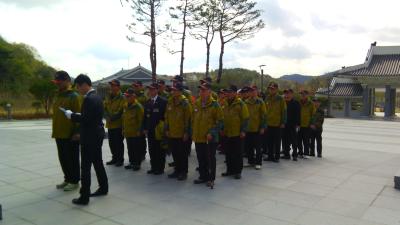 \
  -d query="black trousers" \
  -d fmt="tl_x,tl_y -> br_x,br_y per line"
310,129 -> 323,156
80,135 -> 108,199
169,138 -> 188,175
266,126 -> 282,160
298,127 -> 311,156
225,136 -> 243,175
108,128 -> 125,162
55,139 -> 80,184
185,138 -> 192,156
195,142 -> 217,181
245,132 -> 262,165
282,126 -> 298,158
126,136 -> 146,166
261,132 -> 268,154
148,137 -> 166,172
